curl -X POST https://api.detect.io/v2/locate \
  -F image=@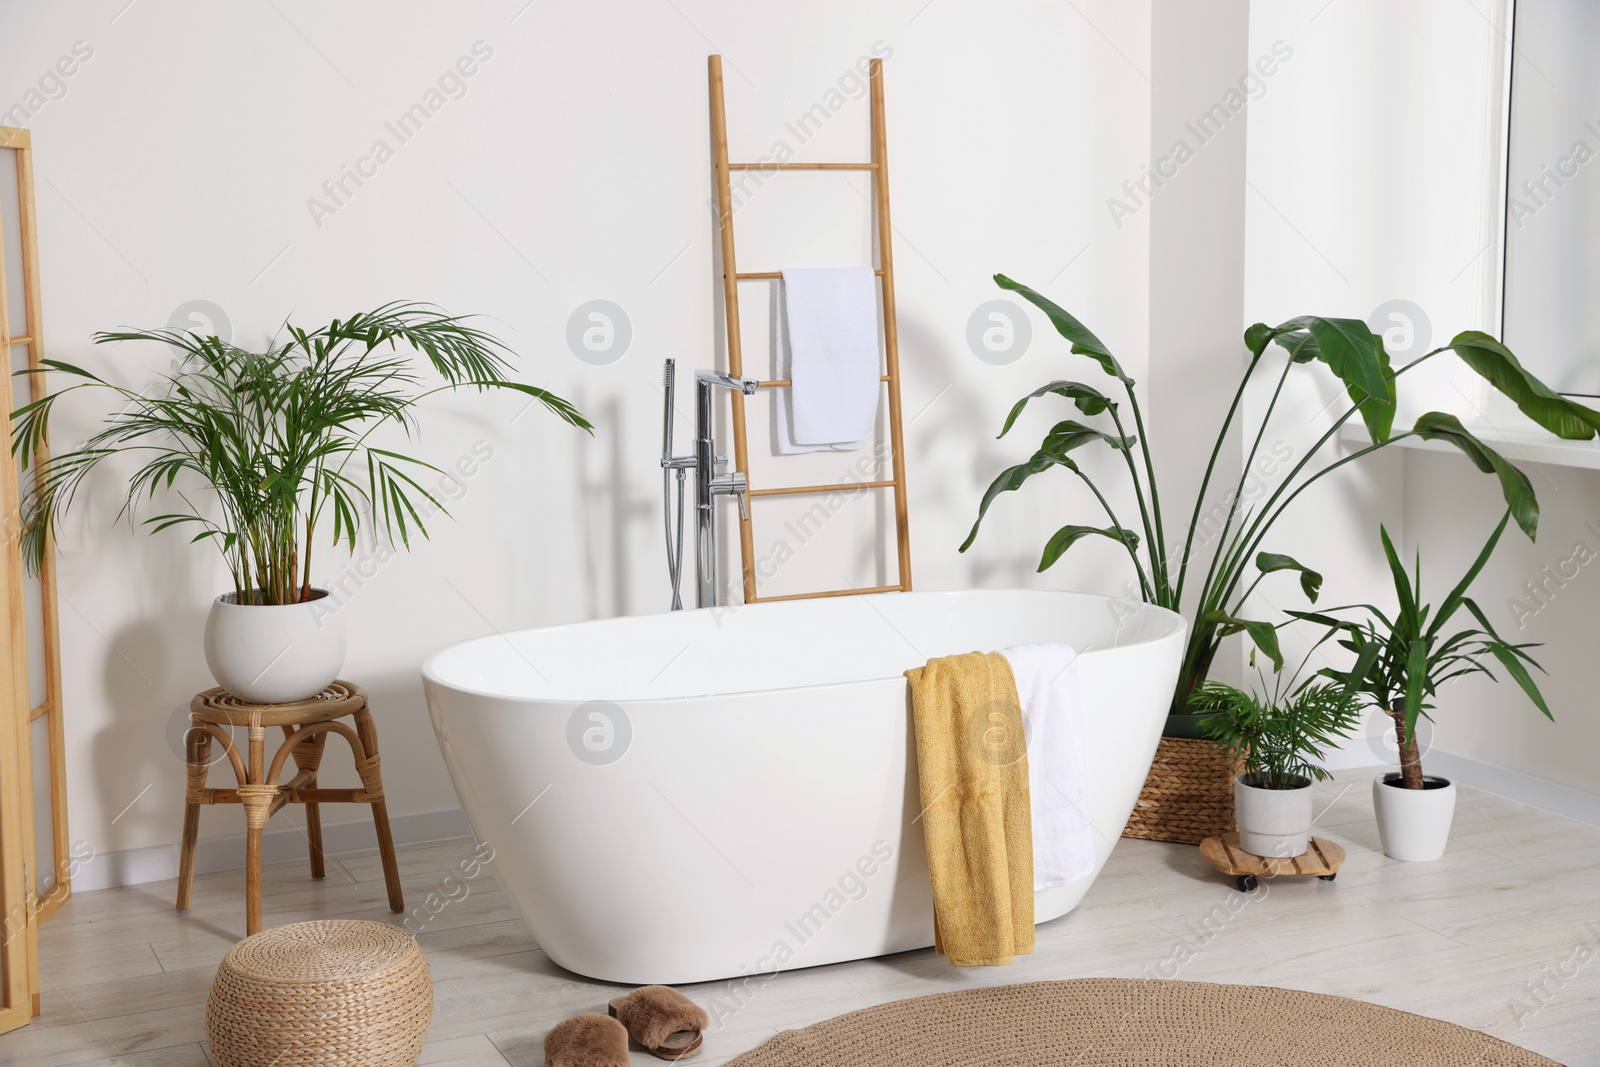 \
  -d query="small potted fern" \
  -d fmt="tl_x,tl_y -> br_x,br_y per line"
11,303 -> 590,703
1193,668 -> 1362,858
